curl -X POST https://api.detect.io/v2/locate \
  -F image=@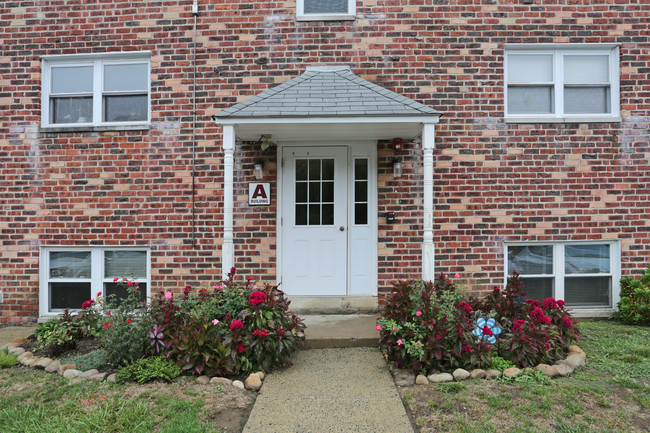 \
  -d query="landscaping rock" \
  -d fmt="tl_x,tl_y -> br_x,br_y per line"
17,352 -> 33,362
232,380 -> 245,390
90,373 -> 107,382
535,364 -> 560,378
58,363 -> 76,375
470,369 -> 486,379
196,375 -> 211,385
45,360 -> 61,373
486,369 -> 502,380
392,369 -> 415,386
503,367 -> 521,378
106,373 -> 118,383
70,377 -> 86,385
245,373 -> 262,391
415,374 -> 429,385
427,373 -> 454,383
9,337 -> 30,346
0,343 -> 18,351
256,371 -> 266,381
8,347 -> 25,356
567,345 -> 586,360
453,368 -> 470,381
22,357 -> 38,367
523,367 -> 534,375
210,377 -> 233,387
63,369 -> 81,379
33,358 -> 53,369
564,354 -> 586,368
554,363 -> 573,377
80,369 -> 99,378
